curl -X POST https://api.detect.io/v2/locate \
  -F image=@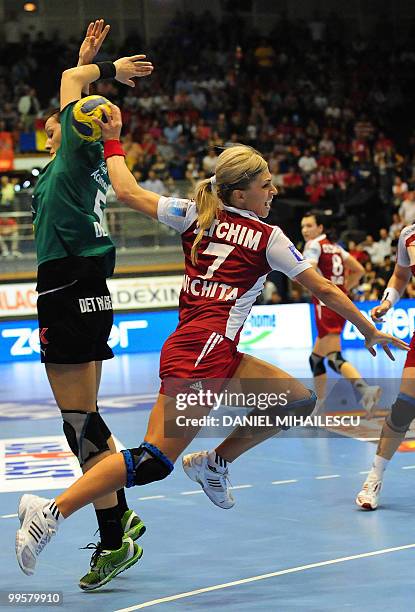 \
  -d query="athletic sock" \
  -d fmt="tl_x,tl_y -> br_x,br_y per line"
116,488 -> 129,518
43,500 -> 64,527
95,506 -> 123,550
371,455 -> 389,479
207,450 -> 228,473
